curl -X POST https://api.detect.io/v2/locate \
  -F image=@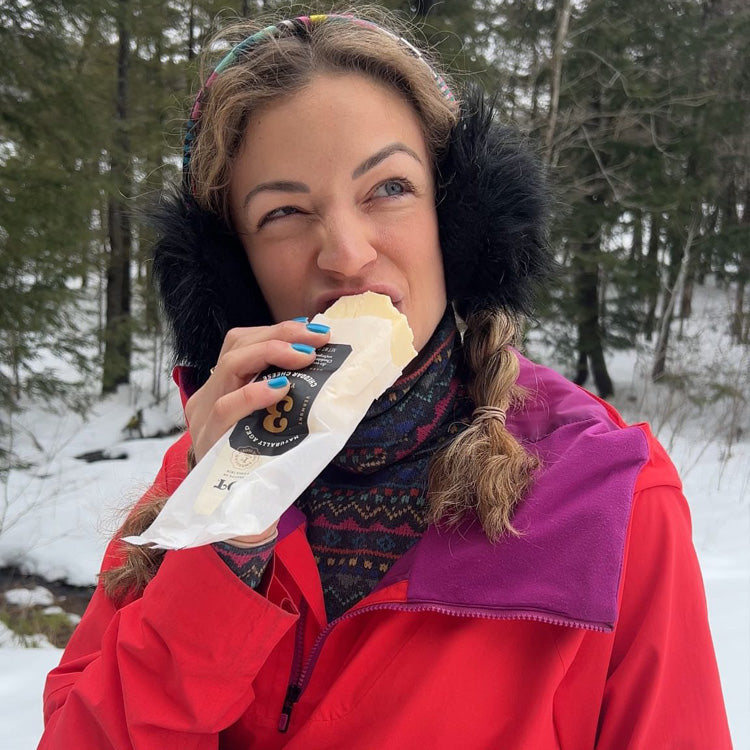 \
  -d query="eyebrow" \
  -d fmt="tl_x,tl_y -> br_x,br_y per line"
242,142 -> 423,210
243,180 -> 309,210
352,142 -> 423,179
